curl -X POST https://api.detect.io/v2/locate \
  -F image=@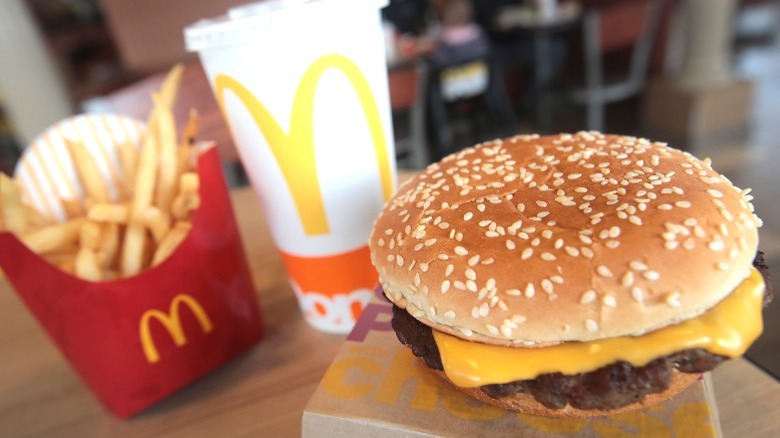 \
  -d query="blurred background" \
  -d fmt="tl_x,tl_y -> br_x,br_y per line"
0,0 -> 778,377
